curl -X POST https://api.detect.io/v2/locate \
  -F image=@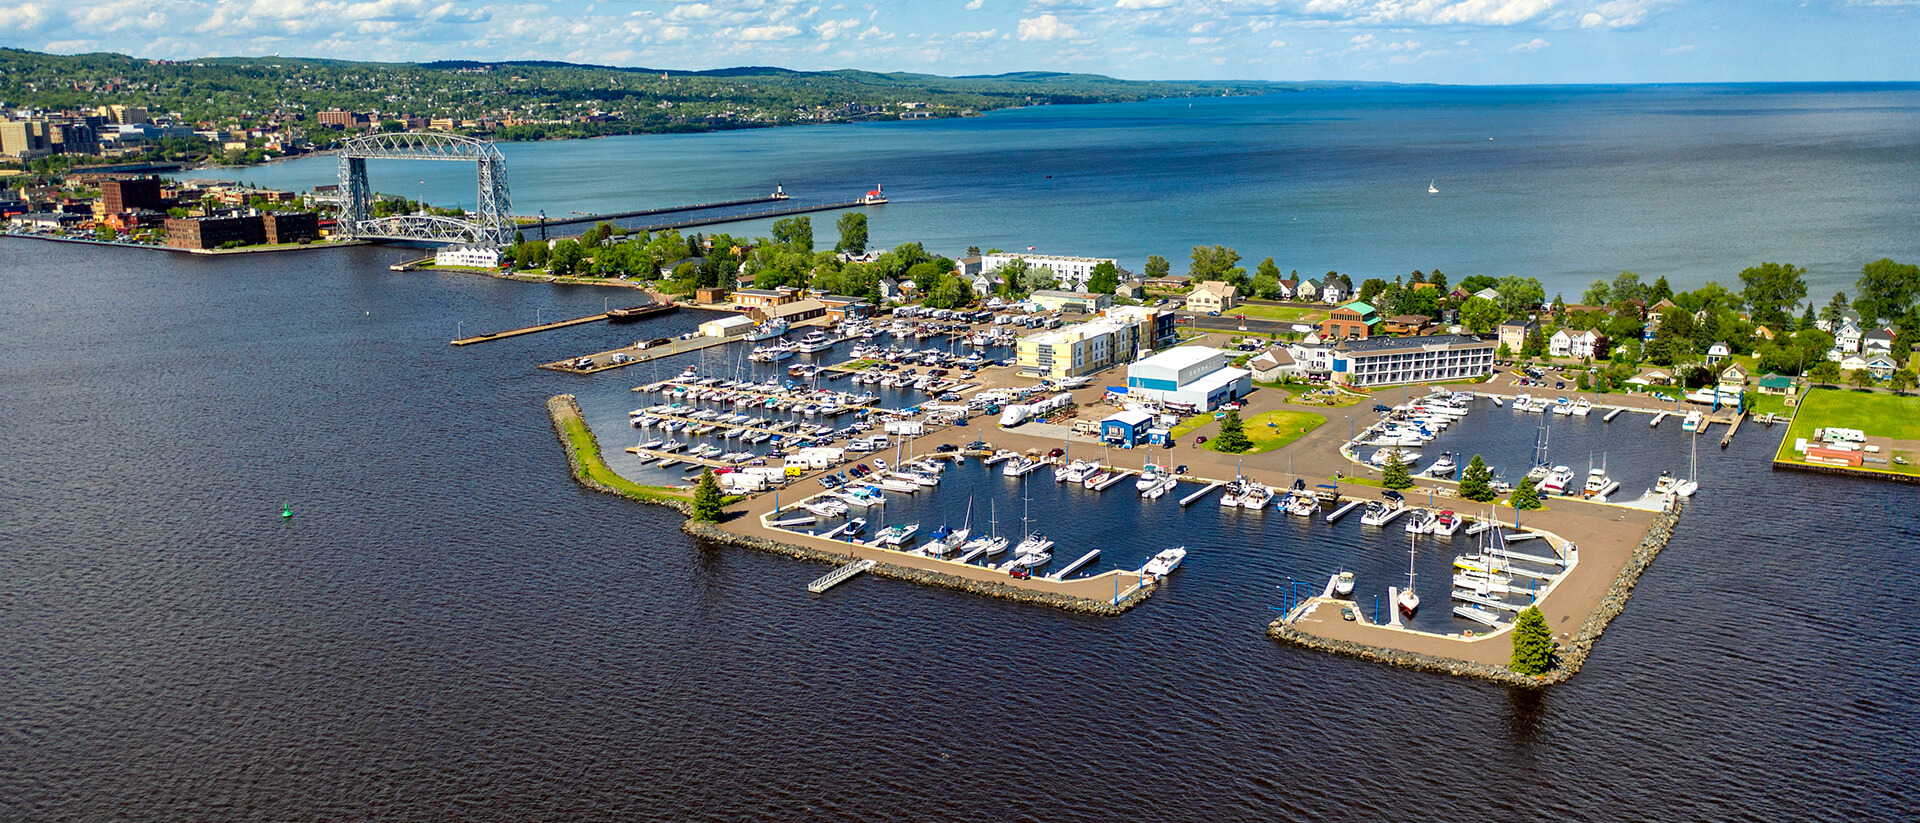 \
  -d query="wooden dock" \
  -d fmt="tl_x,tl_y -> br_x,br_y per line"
1180,481 -> 1224,506
541,335 -> 732,373
452,311 -> 609,345
1719,411 -> 1745,448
